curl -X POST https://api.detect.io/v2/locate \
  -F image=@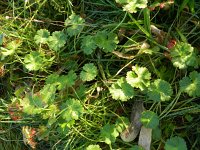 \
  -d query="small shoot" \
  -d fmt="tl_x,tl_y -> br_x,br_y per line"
147,79 -> 173,102
164,136 -> 187,150
179,71 -> 200,97
80,63 -> 98,81
140,110 -> 159,129
126,65 -> 151,91
109,77 -> 135,101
